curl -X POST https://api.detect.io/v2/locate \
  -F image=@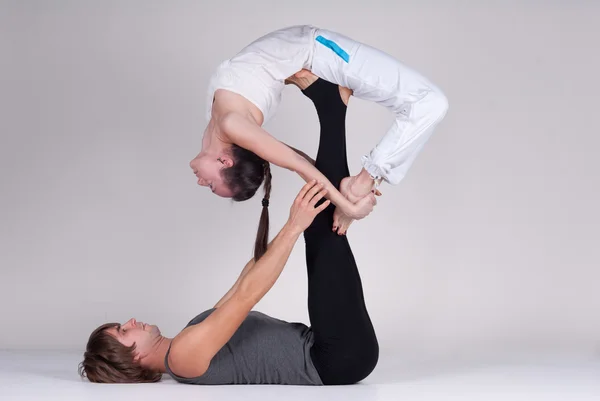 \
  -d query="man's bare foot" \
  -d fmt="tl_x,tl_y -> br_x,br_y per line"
286,69 -> 353,106
333,175 -> 382,235
338,85 -> 352,106
285,69 -> 318,90
332,177 -> 360,235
